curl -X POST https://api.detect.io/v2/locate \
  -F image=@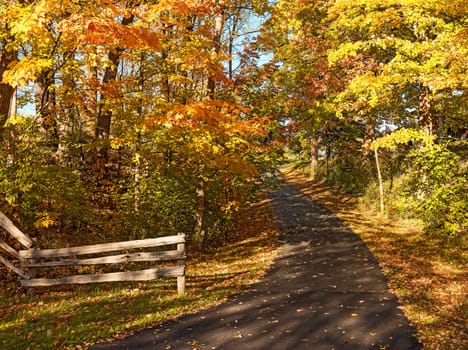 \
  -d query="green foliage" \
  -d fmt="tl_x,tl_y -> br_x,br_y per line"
365,134 -> 467,236
325,155 -> 373,194
115,169 -> 195,240
202,175 -> 258,246
108,117 -> 267,246
364,174 -> 417,219
324,122 -> 374,194
370,128 -> 433,151
0,121 -> 93,233
407,142 -> 467,236
286,129 -> 312,161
